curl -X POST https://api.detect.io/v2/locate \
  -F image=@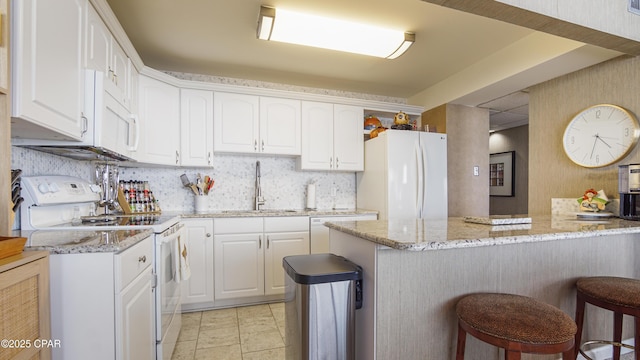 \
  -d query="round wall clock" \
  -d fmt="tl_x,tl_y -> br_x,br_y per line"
562,104 -> 640,168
